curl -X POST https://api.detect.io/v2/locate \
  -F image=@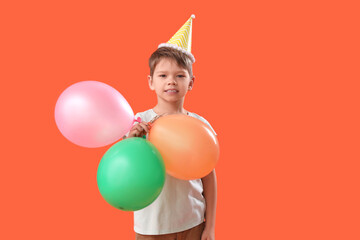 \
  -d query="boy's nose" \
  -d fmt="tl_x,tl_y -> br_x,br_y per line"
167,78 -> 177,85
